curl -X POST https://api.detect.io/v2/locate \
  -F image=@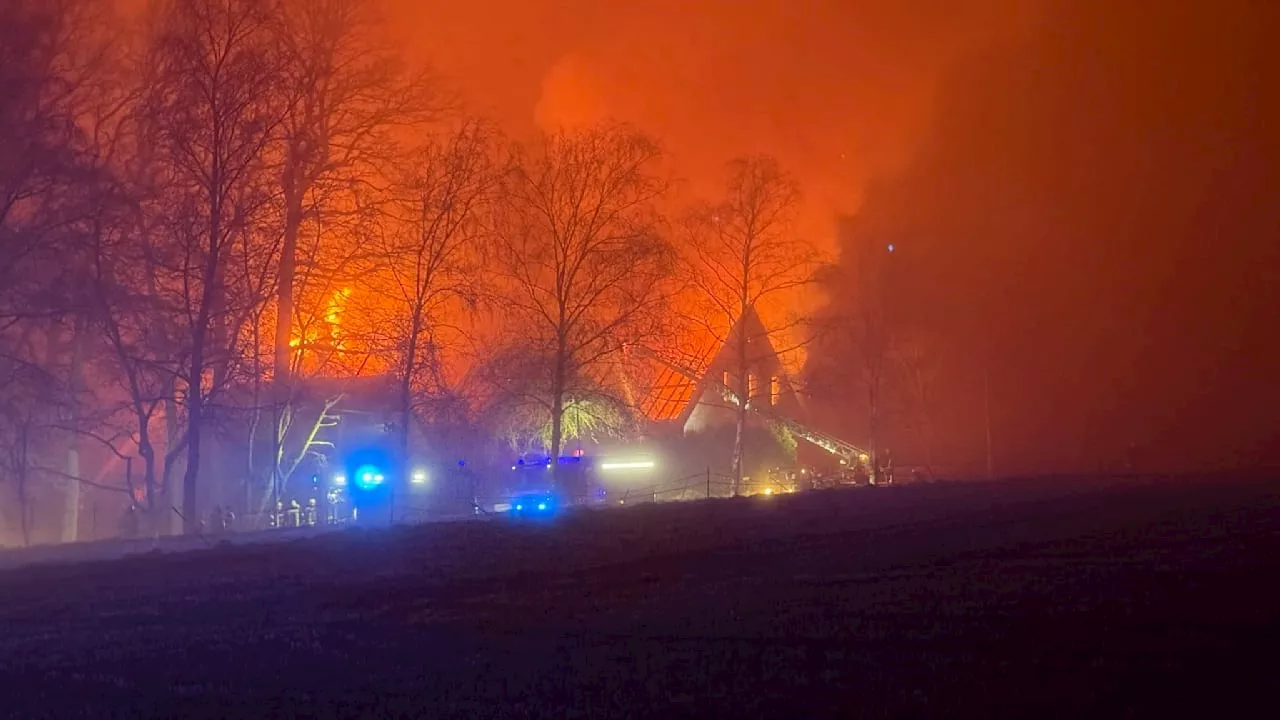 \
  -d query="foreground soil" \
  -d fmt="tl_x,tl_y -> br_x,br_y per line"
2,474 -> 1279,719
